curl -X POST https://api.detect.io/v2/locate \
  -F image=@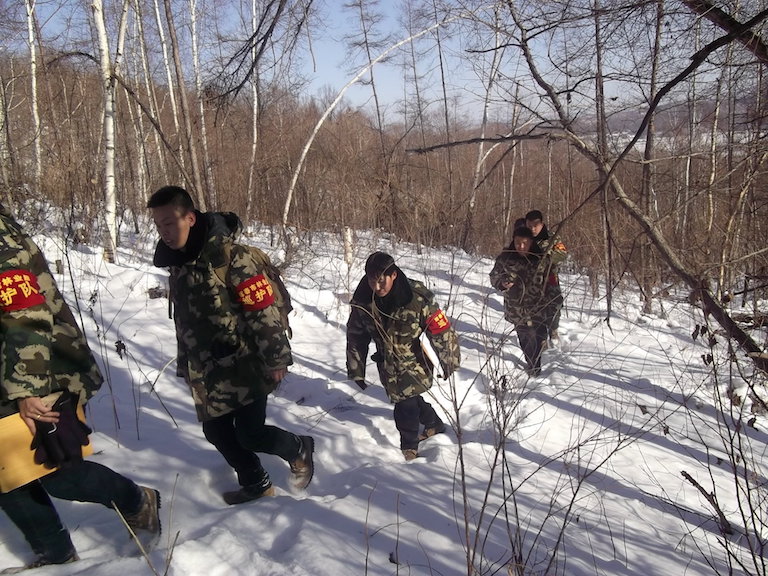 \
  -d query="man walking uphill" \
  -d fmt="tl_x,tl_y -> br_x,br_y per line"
346,252 -> 460,461
525,210 -> 567,345
0,205 -> 160,573
148,186 -> 314,505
